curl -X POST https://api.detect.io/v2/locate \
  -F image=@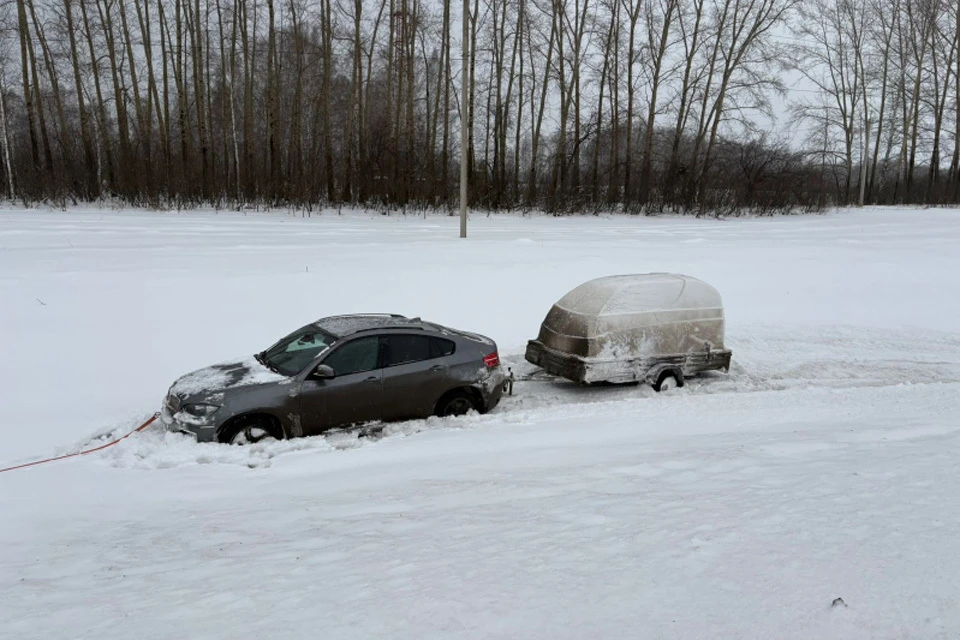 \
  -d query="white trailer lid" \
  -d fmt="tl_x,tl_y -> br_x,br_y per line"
554,273 -> 723,318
